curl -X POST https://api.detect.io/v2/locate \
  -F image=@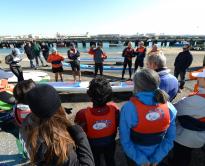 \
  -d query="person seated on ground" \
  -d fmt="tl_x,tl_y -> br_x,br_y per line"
122,41 -> 135,80
75,77 -> 119,166
88,42 -> 107,76
47,47 -> 64,82
148,44 -> 160,56
146,52 -> 178,101
174,42 -> 193,91
67,43 -> 81,82
19,84 -> 95,165
168,69 -> 205,166
5,48 -> 24,82
120,68 -> 177,166
13,79 -> 36,127
134,41 -> 146,72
